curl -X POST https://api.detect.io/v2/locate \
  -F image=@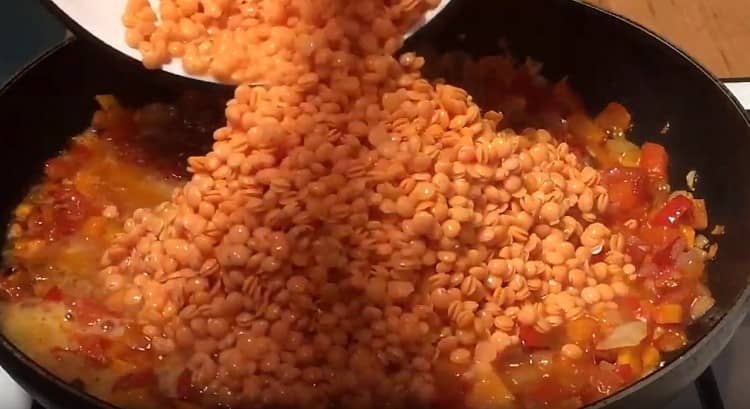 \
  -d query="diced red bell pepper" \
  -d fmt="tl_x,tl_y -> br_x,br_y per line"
652,195 -> 693,226
519,325 -> 555,349
640,142 -> 669,178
